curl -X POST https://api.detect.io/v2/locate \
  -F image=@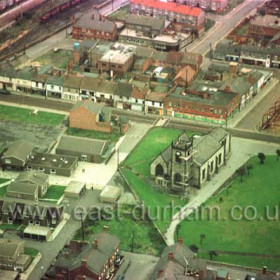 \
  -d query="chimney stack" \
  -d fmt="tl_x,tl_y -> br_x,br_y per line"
178,238 -> 183,244
263,266 -> 267,275
93,239 -> 98,249
168,253 -> 174,260
65,251 -> 69,259
81,259 -> 87,267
